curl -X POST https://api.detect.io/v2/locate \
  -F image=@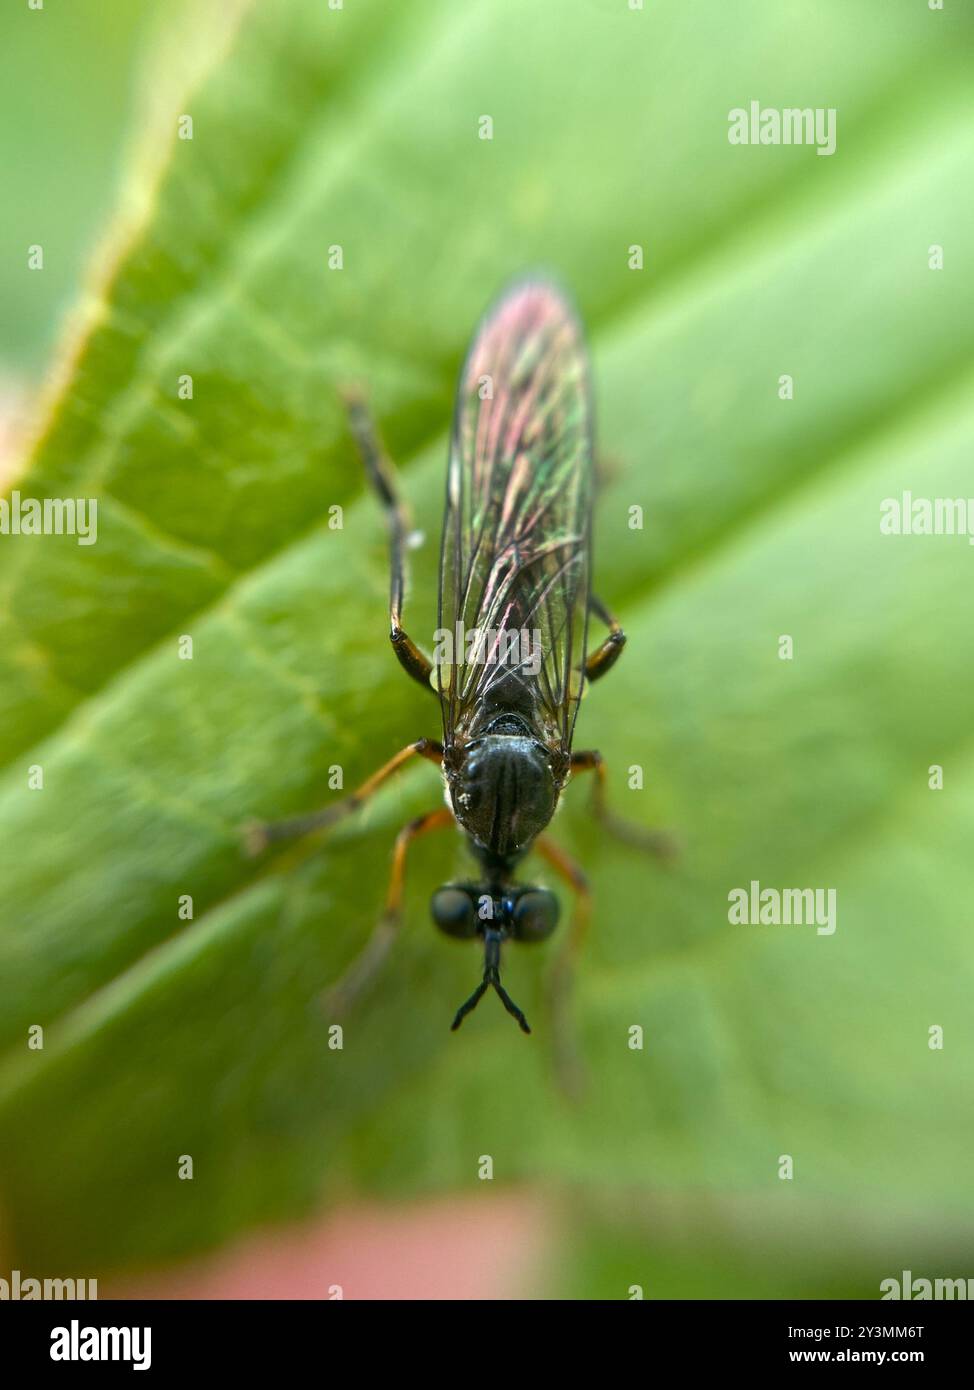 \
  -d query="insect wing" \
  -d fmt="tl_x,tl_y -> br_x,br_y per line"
438,282 -> 593,753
